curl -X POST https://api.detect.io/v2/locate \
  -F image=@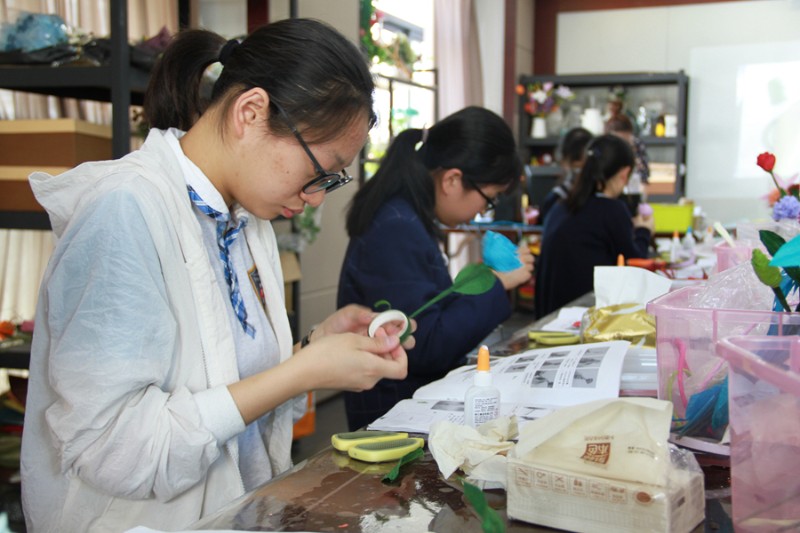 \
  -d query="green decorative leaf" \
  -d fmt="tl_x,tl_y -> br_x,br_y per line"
759,230 -> 786,256
452,263 -> 497,295
753,249 -> 783,287
409,264 -> 496,319
769,234 -> 800,268
382,447 -> 424,483
463,480 -> 506,533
